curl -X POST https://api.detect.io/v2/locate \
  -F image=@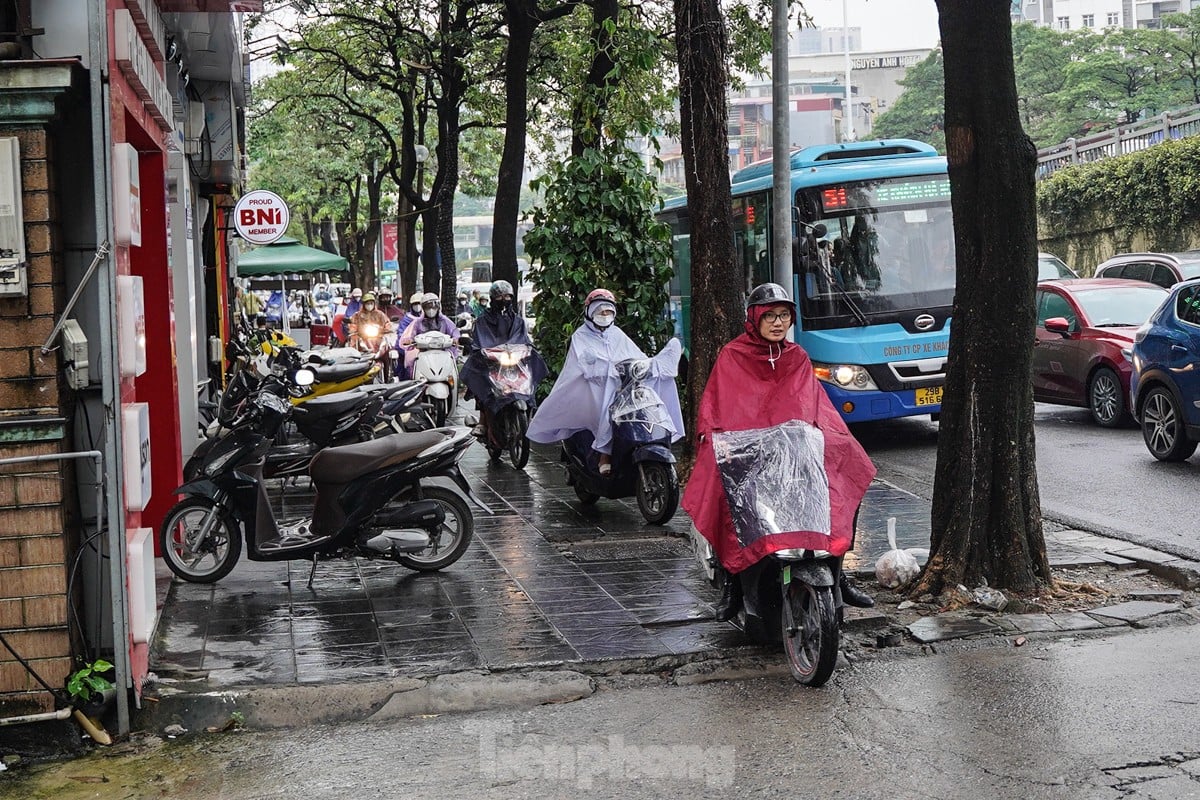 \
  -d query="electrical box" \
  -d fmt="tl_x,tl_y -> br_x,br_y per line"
0,137 -> 27,298
126,527 -> 158,645
61,319 -> 89,389
208,335 -> 223,365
